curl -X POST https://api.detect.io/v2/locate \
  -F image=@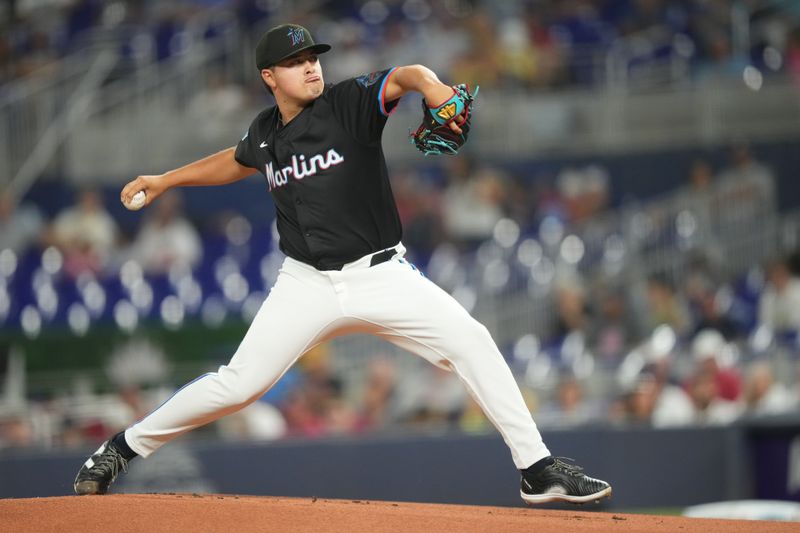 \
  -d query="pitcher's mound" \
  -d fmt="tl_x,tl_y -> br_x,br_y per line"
1,494 -> 795,533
